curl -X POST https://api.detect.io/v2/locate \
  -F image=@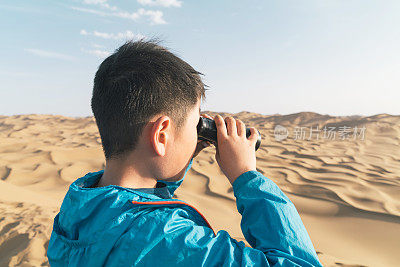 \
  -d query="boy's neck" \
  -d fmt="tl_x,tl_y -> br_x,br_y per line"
95,172 -> 158,189
96,157 -> 158,189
